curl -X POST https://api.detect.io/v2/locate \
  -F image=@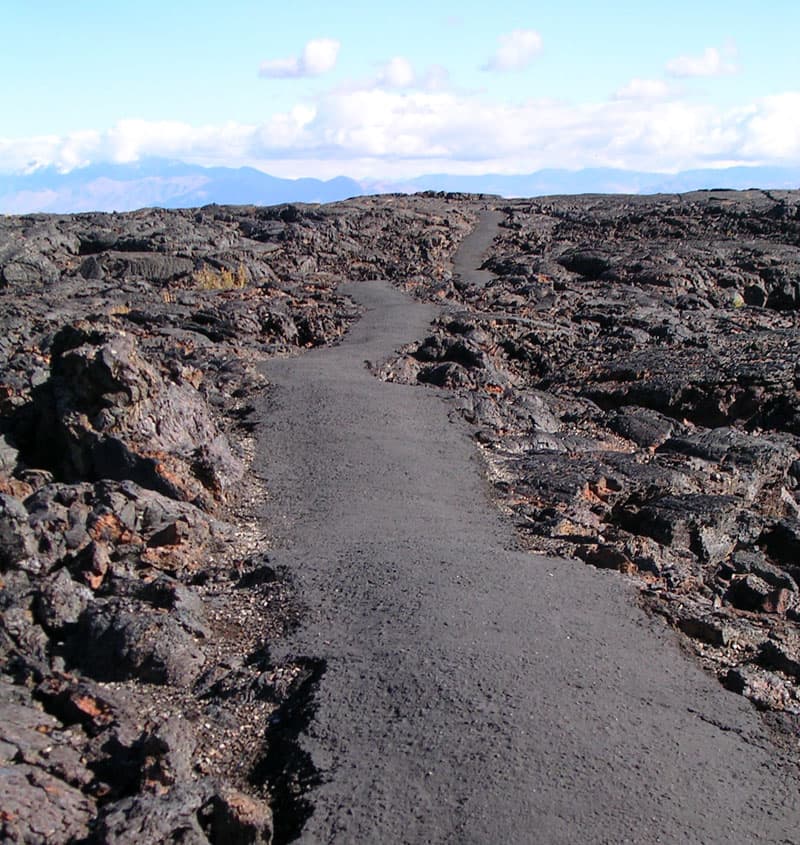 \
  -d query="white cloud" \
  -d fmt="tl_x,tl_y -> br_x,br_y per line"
483,29 -> 543,72
3,87 -> 800,180
302,38 -> 341,75
614,78 -> 672,101
105,119 -> 259,164
739,92 -> 800,159
378,57 -> 416,88
666,46 -> 737,78
372,57 -> 450,92
259,38 -> 340,78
